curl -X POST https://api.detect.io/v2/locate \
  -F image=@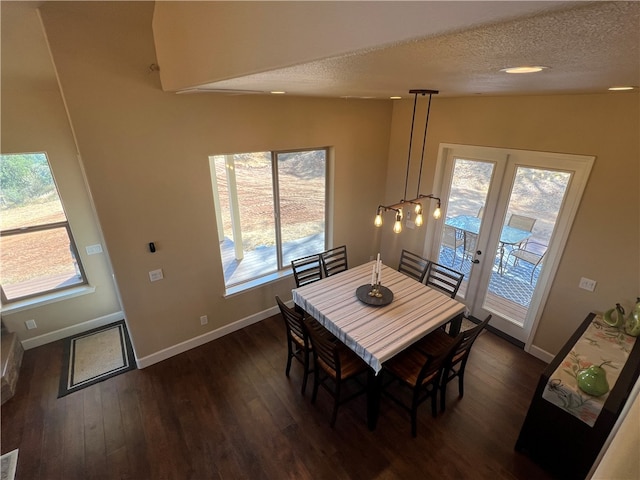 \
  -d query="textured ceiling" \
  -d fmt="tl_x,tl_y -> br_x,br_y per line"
194,1 -> 640,98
